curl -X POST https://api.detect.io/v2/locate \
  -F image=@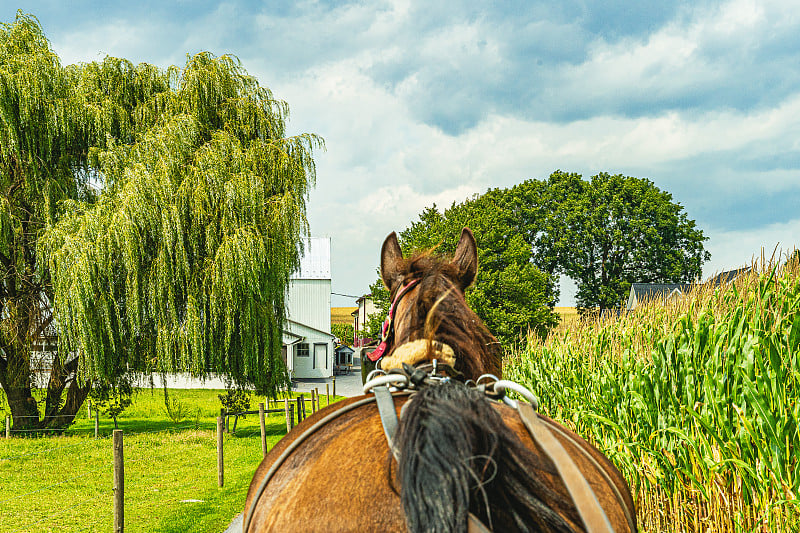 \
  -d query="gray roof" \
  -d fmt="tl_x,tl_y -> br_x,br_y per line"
629,283 -> 690,299
706,267 -> 750,286
627,283 -> 691,310
335,344 -> 355,354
